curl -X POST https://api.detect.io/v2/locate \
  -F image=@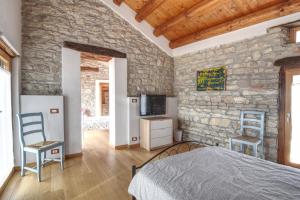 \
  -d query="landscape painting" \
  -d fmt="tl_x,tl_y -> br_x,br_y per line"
196,66 -> 226,91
